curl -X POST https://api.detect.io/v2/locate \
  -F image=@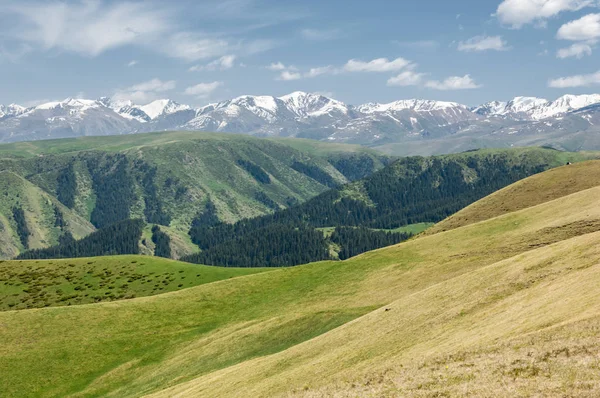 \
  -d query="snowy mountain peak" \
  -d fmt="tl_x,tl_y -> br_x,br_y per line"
279,91 -> 348,117
471,101 -> 508,116
0,104 -> 27,118
139,99 -> 191,120
473,94 -> 600,120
